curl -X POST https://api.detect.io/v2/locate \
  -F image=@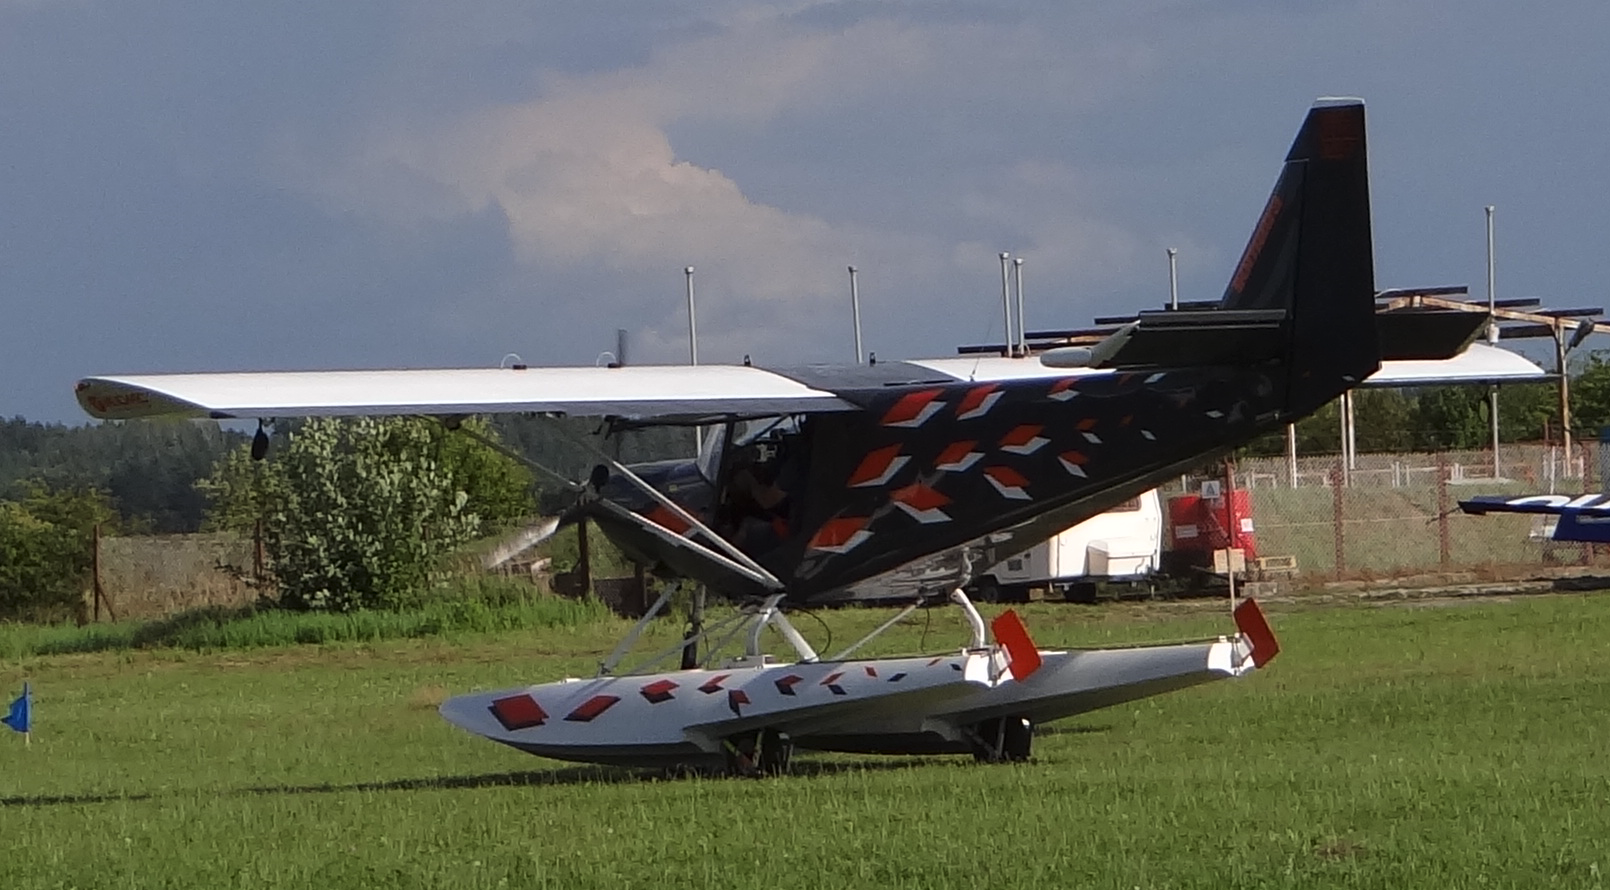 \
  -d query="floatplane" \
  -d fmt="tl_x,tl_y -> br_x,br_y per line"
76,98 -> 1493,774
